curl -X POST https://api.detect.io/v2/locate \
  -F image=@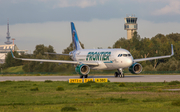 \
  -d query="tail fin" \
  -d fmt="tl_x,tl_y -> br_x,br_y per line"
71,22 -> 82,50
